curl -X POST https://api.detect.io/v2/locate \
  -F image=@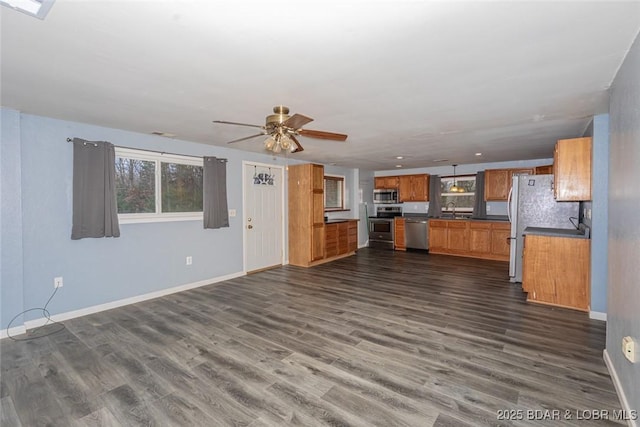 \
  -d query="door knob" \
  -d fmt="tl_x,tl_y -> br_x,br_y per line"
247,225 -> 253,229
